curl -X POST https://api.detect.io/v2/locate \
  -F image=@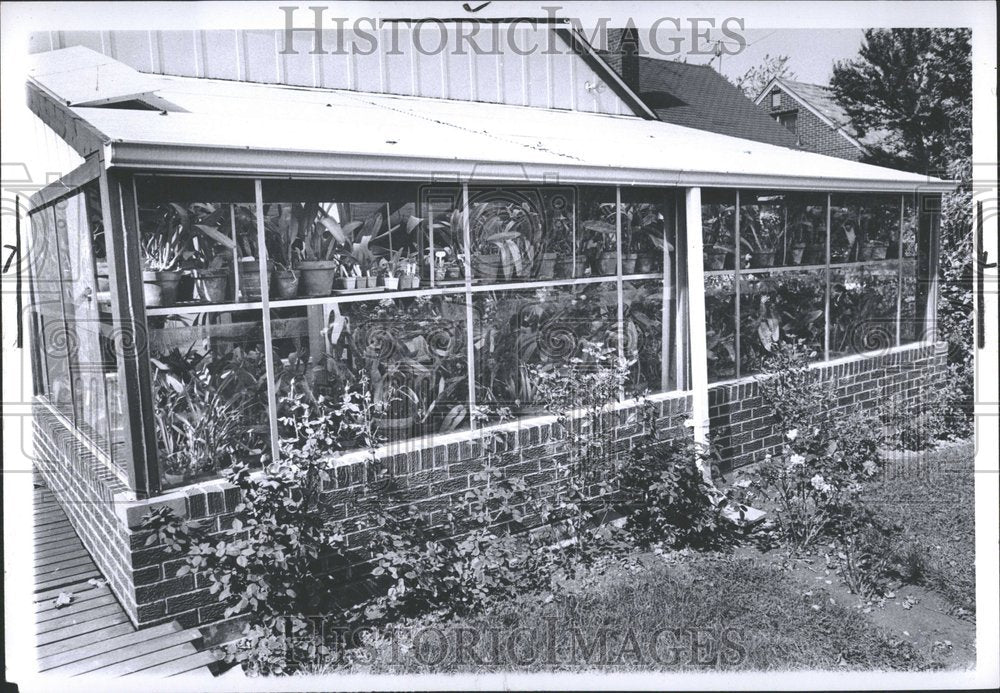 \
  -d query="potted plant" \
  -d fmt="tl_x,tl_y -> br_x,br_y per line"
831,217 -> 857,264
580,214 -> 617,275
295,207 -> 345,296
142,232 -> 185,307
468,199 -> 542,281
739,204 -> 785,269
333,259 -> 358,290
